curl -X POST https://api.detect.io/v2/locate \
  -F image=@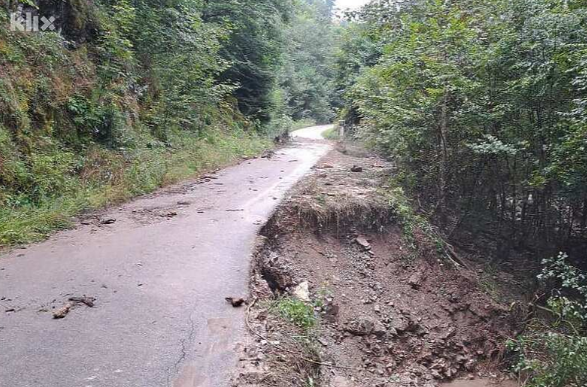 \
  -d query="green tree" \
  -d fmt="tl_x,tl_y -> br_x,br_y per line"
338,0 -> 587,248
277,0 -> 337,124
202,0 -> 293,123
